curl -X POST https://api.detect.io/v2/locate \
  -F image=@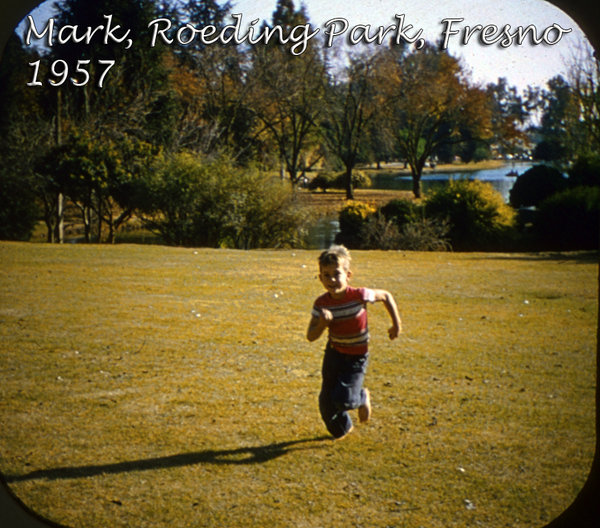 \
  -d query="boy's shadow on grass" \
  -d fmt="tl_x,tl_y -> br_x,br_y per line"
4,436 -> 331,483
